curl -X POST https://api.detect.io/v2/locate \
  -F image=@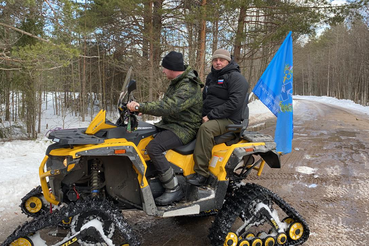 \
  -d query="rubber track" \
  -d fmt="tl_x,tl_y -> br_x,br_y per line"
20,185 -> 47,218
208,183 -> 310,246
1,198 -> 141,246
